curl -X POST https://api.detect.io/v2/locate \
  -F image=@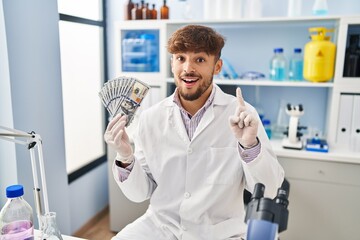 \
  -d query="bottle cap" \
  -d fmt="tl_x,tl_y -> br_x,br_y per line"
6,185 -> 24,198
274,48 -> 283,53
262,119 -> 271,125
294,48 -> 302,53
